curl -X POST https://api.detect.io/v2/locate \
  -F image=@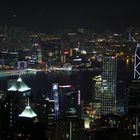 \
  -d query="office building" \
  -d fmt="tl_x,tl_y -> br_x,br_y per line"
134,43 -> 140,79
8,76 -> 31,96
2,76 -> 31,138
15,100 -> 42,140
128,43 -> 140,114
93,75 -> 102,117
54,119 -> 85,140
52,83 -> 59,118
101,55 -> 117,115
0,51 -> 18,68
128,80 -> 140,114
58,84 -> 81,119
